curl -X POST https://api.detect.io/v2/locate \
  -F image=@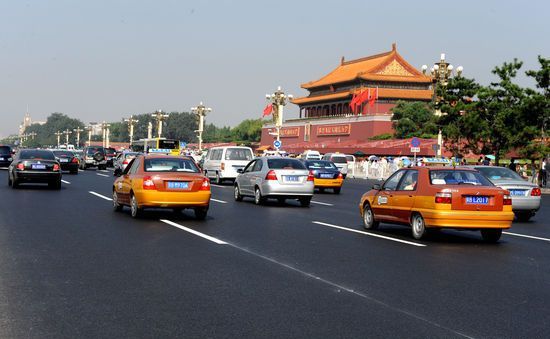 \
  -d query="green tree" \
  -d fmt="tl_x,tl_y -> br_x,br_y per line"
231,118 -> 263,142
24,113 -> 85,147
391,101 -> 438,138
